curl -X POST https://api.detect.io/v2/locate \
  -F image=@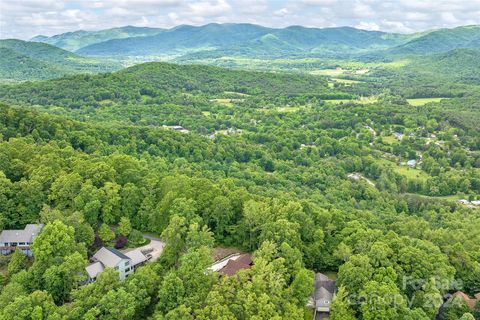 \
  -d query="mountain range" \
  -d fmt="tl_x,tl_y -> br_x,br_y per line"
2,23 -> 480,82
29,23 -> 480,59
31,26 -> 164,52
